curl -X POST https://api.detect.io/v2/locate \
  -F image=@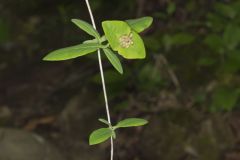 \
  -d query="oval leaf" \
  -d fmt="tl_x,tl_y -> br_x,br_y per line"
115,118 -> 148,128
71,19 -> 100,39
103,48 -> 123,74
126,17 -> 153,33
43,43 -> 102,61
89,128 -> 113,145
